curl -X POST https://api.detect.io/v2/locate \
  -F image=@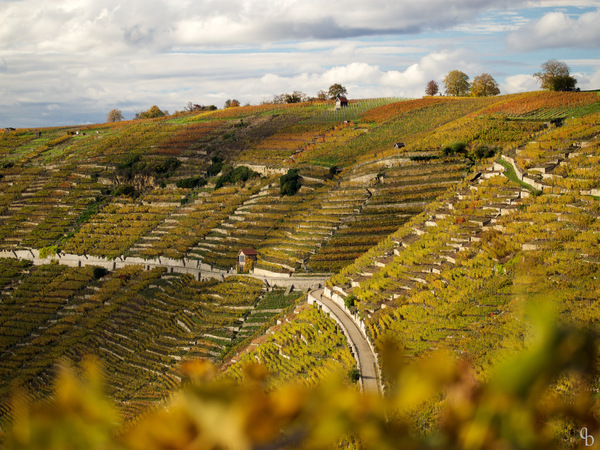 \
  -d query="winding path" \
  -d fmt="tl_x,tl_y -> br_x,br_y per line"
308,288 -> 380,393
1,248 -> 378,391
